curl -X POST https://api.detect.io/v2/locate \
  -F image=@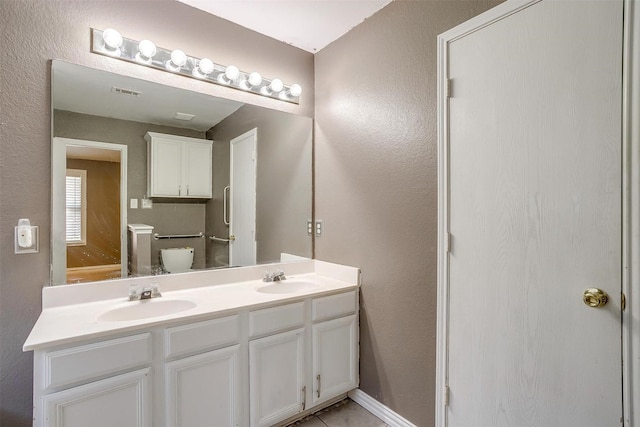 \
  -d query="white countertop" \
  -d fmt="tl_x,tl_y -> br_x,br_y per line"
24,260 -> 359,351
